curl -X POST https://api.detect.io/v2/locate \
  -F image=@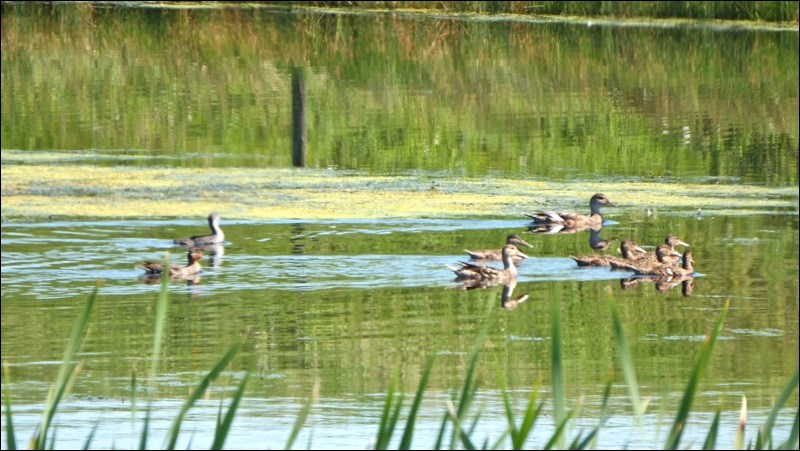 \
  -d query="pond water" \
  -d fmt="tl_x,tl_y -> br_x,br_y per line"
1,3 -> 798,450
